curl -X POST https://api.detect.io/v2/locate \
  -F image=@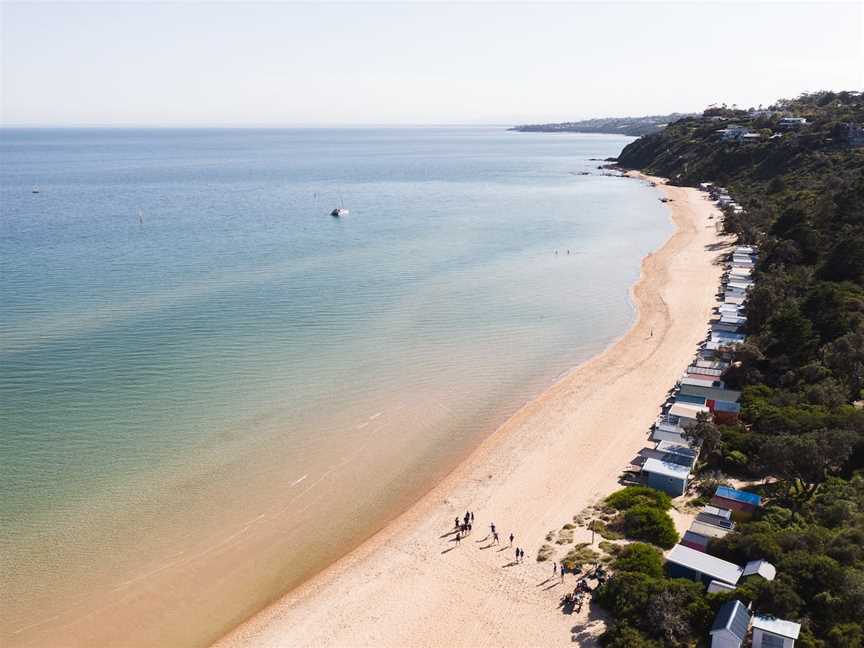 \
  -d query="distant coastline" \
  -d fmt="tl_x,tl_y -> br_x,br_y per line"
510,113 -> 695,137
